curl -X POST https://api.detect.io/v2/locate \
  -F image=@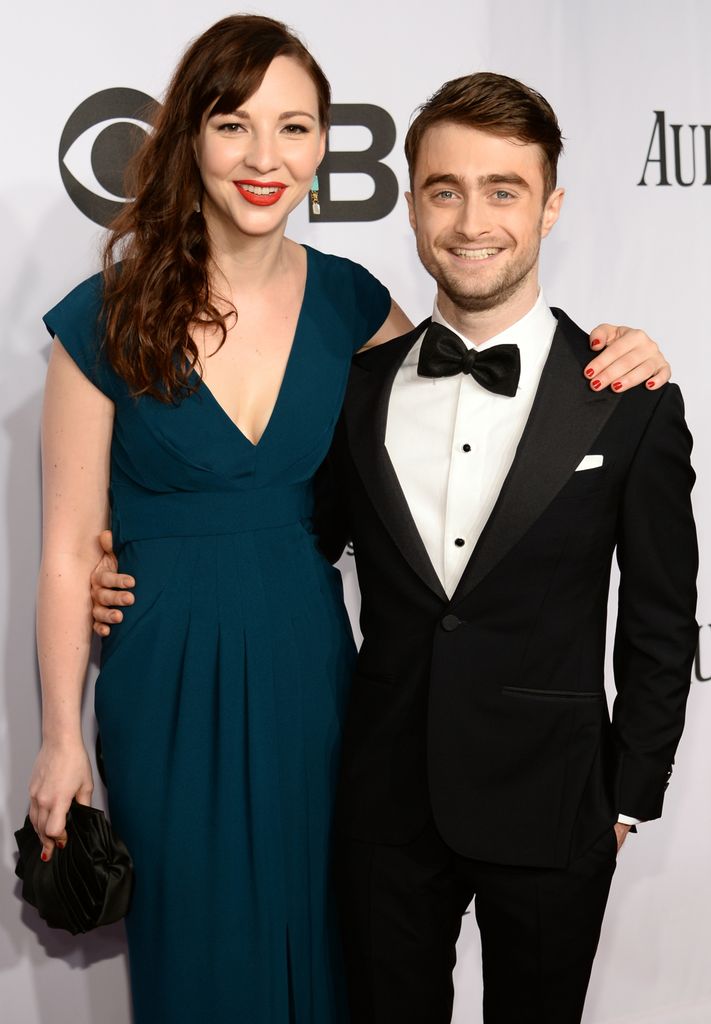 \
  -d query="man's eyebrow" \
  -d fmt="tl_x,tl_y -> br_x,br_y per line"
420,173 -> 466,190
419,172 -> 531,191
477,173 -> 530,190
